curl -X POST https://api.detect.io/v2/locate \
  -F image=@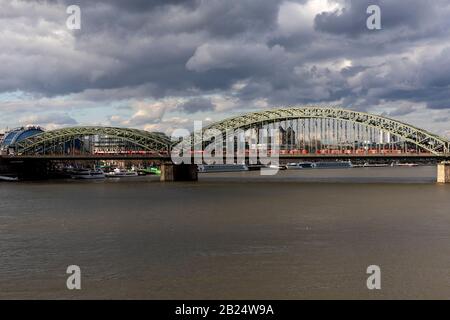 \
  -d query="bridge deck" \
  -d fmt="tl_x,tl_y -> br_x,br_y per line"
1,153 -> 448,161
